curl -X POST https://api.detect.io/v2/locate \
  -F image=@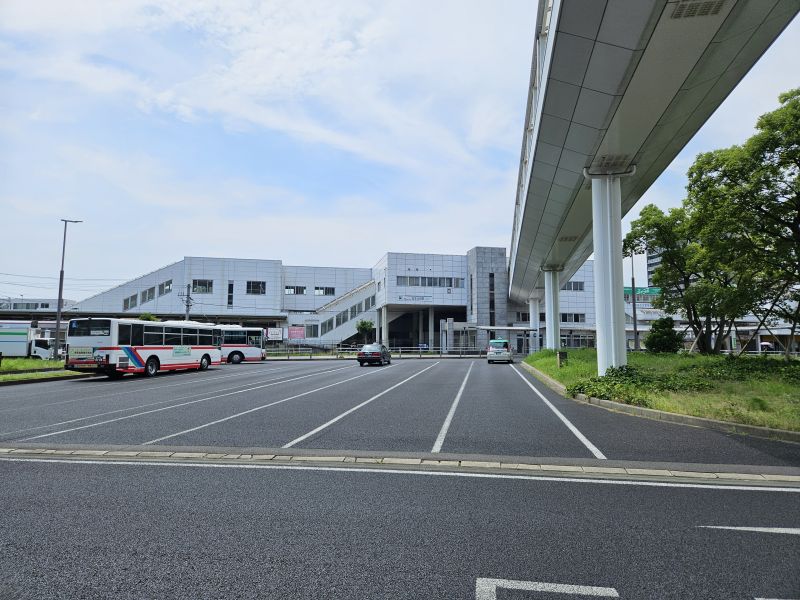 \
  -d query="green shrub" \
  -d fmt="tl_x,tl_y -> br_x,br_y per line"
644,317 -> 684,353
